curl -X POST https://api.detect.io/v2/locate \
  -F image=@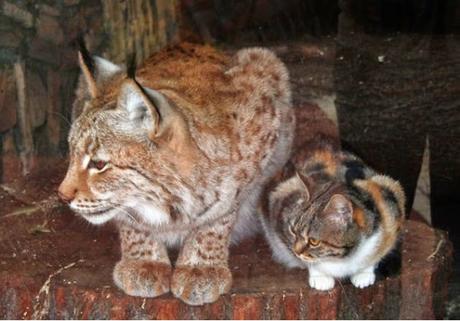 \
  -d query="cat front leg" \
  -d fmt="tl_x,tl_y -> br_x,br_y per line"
308,266 -> 335,291
350,265 -> 376,288
171,214 -> 235,305
113,225 -> 171,297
